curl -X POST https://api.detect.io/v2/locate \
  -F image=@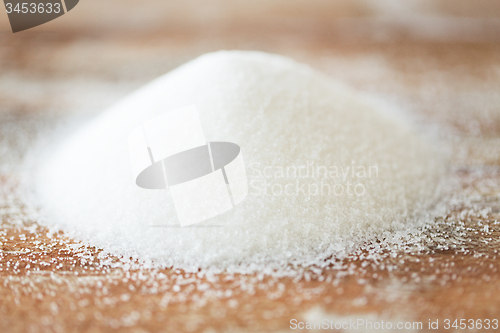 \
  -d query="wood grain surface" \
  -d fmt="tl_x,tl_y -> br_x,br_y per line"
2,1 -> 500,332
